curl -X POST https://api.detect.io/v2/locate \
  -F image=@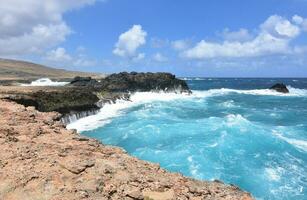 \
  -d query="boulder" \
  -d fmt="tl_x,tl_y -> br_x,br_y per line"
270,83 -> 289,93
